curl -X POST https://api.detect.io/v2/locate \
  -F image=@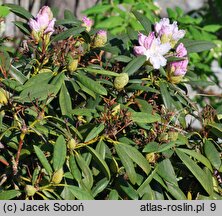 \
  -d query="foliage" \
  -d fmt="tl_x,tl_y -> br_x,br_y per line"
0,1 -> 221,200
